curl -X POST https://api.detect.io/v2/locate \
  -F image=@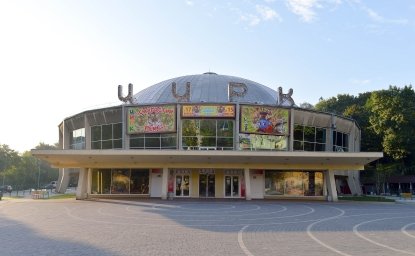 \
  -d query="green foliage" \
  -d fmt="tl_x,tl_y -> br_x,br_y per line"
0,143 -> 59,190
367,85 -> 415,162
